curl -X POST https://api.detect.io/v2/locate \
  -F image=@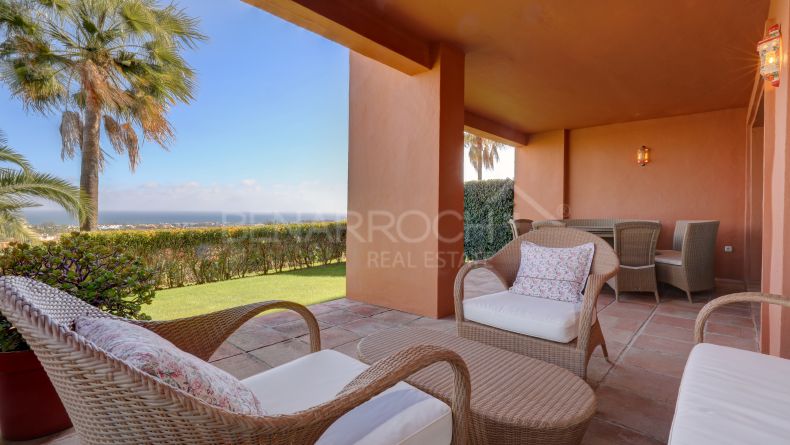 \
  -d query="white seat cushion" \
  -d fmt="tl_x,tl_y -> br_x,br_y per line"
669,343 -> 790,445
242,350 -> 451,445
655,249 -> 683,266
463,290 -> 581,343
